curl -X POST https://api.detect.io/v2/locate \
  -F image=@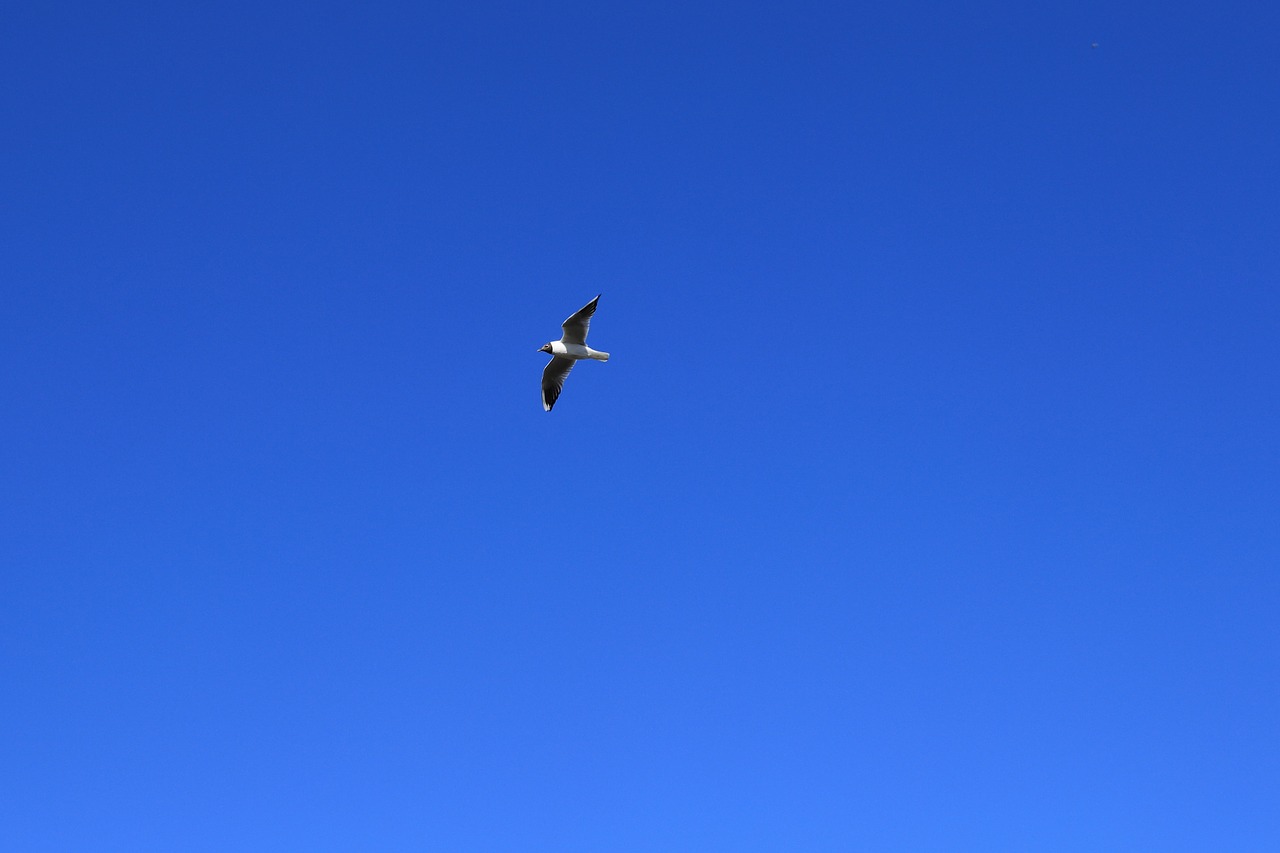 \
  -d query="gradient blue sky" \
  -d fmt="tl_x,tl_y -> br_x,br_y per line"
3,1 -> 1278,849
